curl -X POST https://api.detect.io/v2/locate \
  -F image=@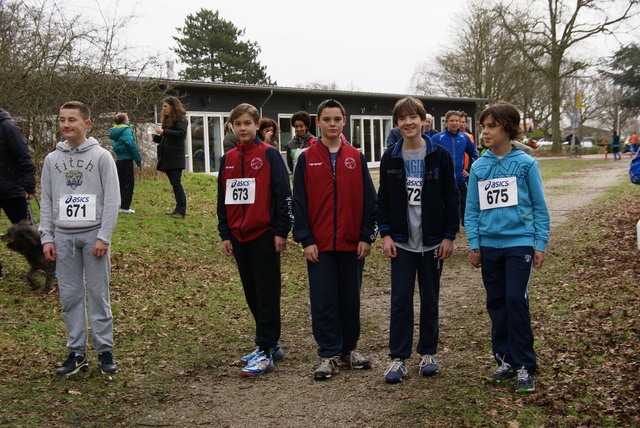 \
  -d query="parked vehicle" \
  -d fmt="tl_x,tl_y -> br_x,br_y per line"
536,139 -> 553,147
